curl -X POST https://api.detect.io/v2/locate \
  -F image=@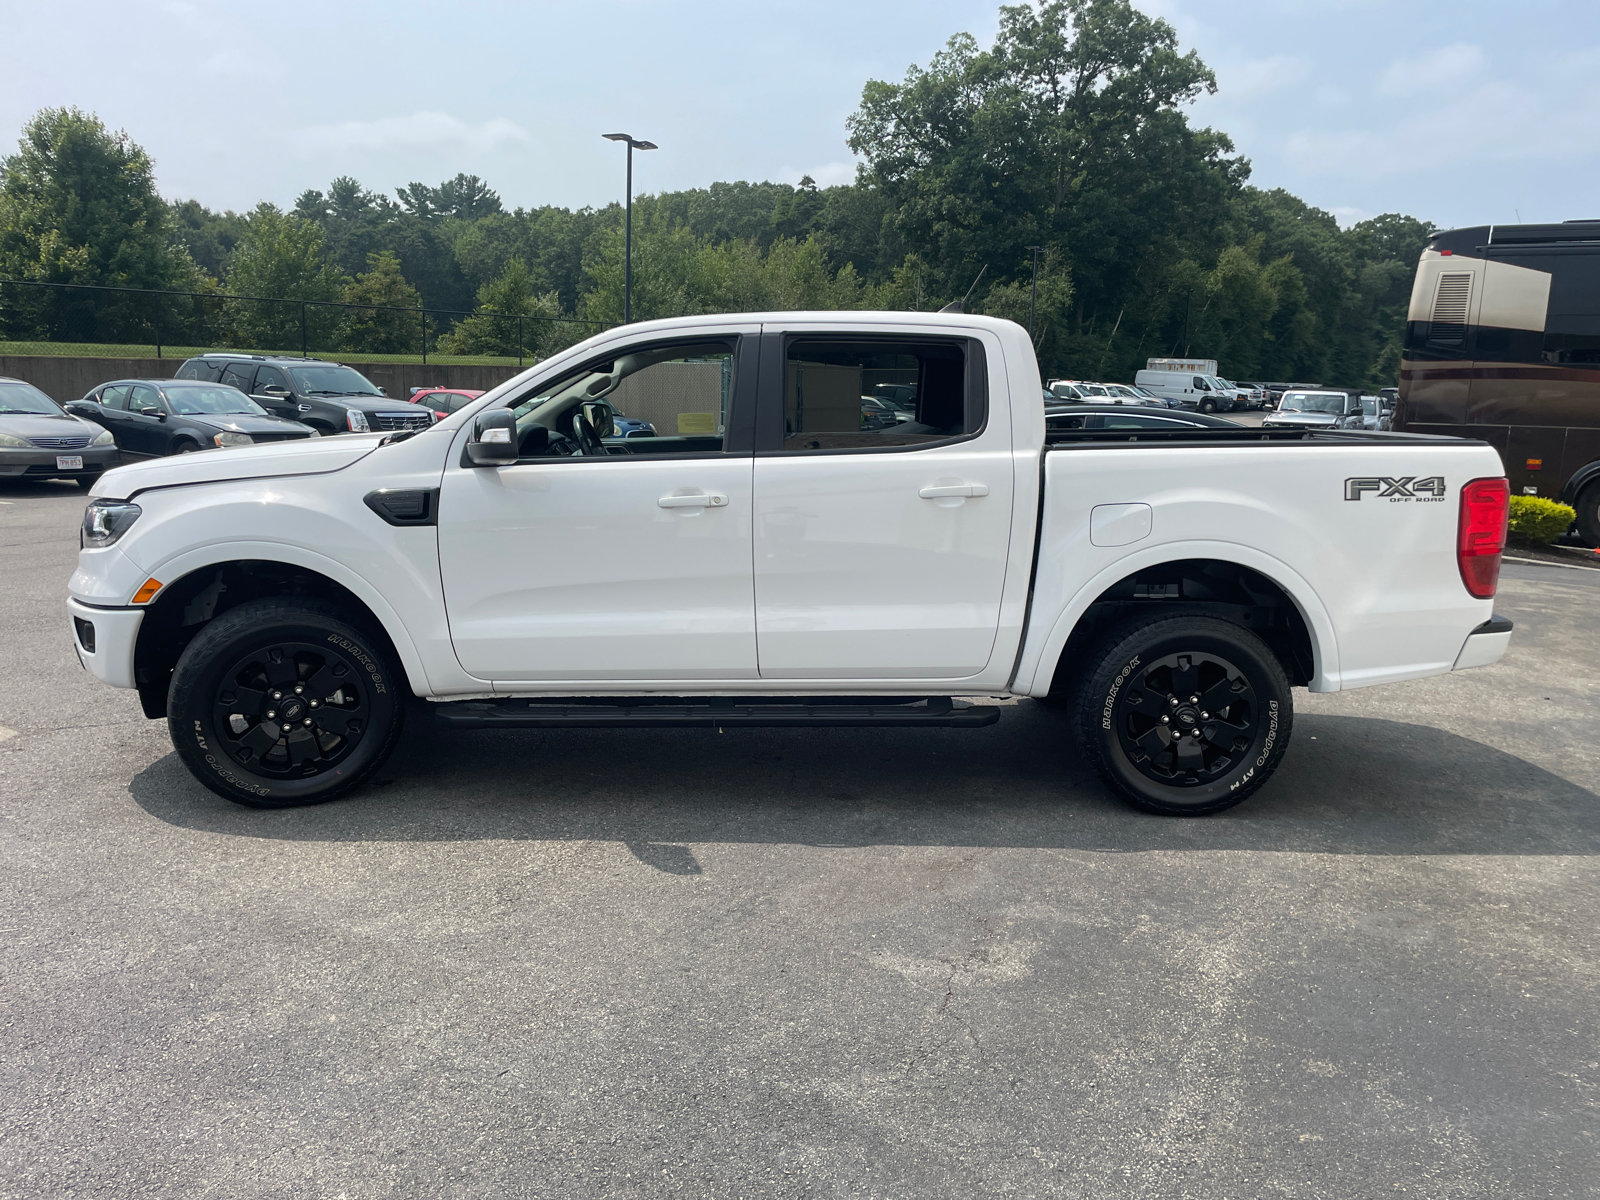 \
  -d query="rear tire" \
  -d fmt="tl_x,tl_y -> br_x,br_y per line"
1575,481 -> 1600,547
167,598 -> 405,808
1071,614 -> 1293,816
